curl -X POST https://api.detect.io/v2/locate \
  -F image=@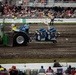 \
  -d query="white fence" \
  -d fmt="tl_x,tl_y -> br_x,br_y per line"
0,18 -> 76,23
